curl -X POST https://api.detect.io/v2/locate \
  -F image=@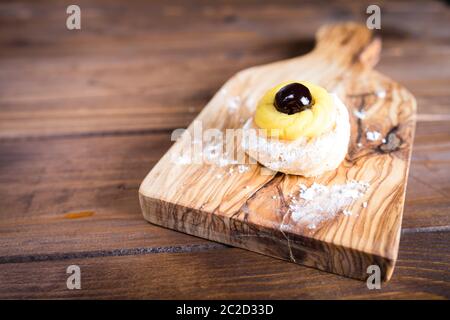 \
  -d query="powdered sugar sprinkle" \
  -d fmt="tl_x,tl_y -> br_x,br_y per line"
366,130 -> 381,141
289,180 -> 369,229
226,96 -> 241,113
353,110 -> 367,120
237,164 -> 250,173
